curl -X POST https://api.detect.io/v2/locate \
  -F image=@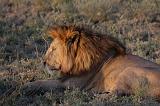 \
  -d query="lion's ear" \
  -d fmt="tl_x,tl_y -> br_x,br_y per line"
48,29 -> 59,39
66,31 -> 80,47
